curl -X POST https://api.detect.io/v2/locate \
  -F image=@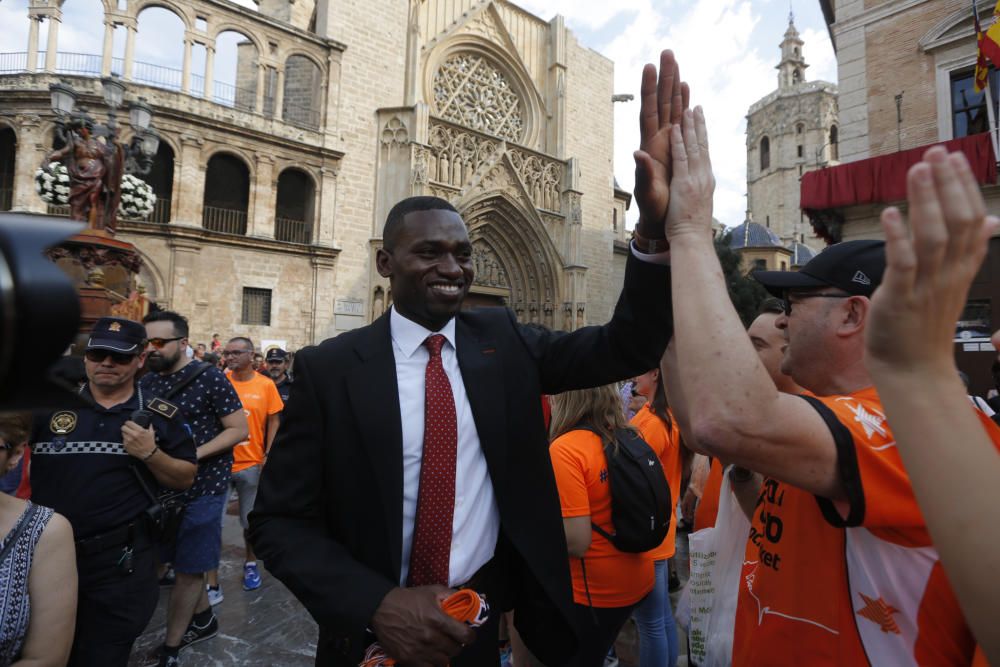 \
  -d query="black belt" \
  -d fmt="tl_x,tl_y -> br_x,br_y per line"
75,519 -> 142,557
